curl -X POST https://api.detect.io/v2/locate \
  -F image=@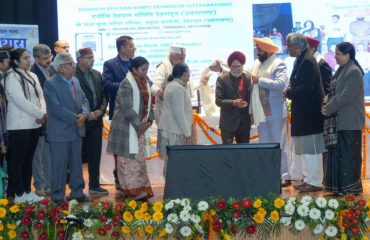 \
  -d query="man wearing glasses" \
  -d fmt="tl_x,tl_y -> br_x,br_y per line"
75,47 -> 108,197
31,44 -> 56,197
44,52 -> 91,204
